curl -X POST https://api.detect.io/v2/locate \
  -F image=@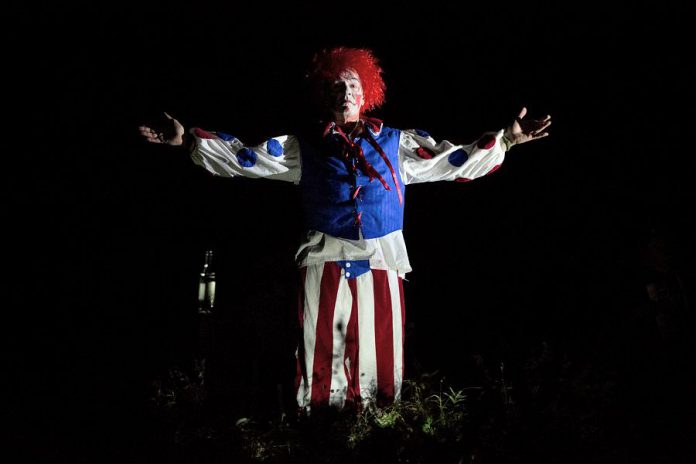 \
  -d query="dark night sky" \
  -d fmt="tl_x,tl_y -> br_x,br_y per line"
10,2 -> 696,458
